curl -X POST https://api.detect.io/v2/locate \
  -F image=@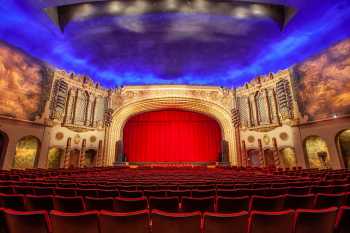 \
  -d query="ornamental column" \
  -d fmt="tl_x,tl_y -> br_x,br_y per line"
258,139 -> 264,167
241,140 -> 247,167
96,140 -> 103,167
272,137 -> 281,168
232,108 -> 242,166
79,139 -> 86,168
63,138 -> 71,168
